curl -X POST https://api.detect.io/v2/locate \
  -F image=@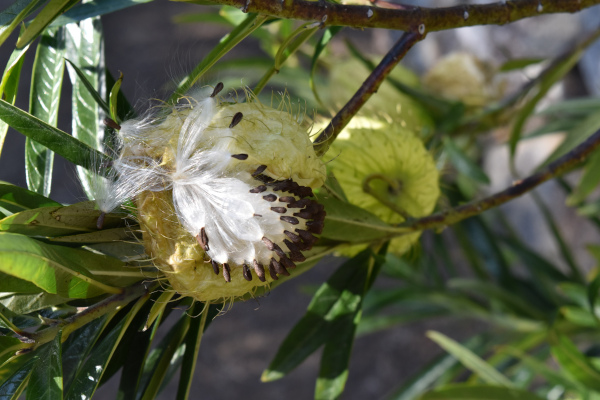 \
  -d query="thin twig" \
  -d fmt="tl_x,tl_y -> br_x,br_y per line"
313,30 -> 422,156
401,128 -> 600,232
21,282 -> 150,349
178,0 -> 600,32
